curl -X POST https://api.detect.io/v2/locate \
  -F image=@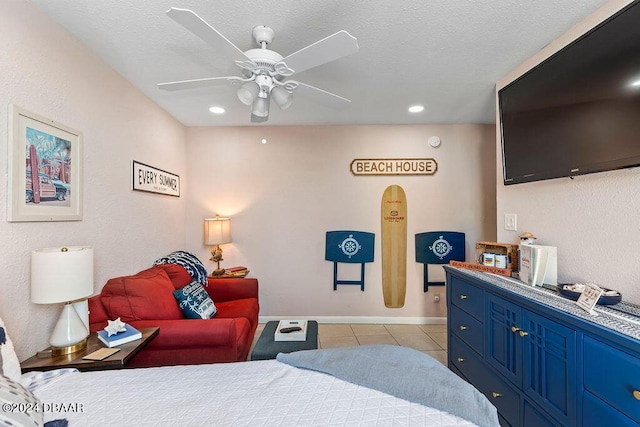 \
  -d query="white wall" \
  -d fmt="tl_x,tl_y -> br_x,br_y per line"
496,0 -> 640,304
185,124 -> 496,321
0,1 -> 187,360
